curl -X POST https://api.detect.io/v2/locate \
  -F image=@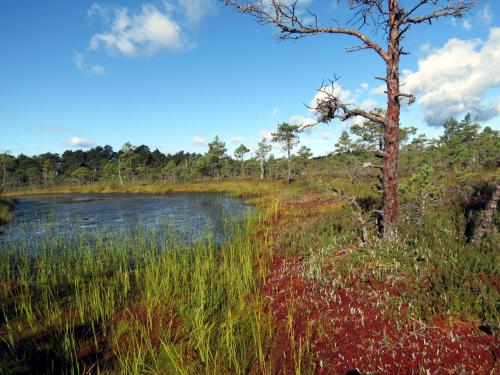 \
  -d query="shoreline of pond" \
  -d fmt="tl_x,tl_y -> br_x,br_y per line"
0,192 -> 254,247
0,197 -> 17,231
